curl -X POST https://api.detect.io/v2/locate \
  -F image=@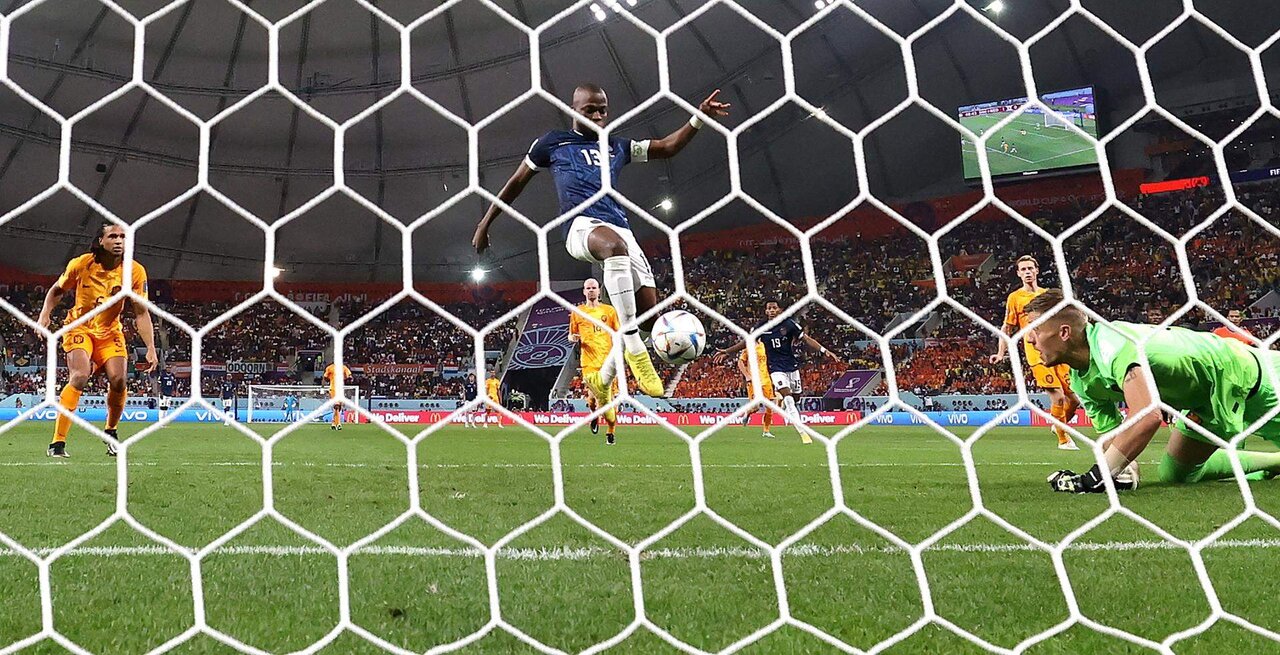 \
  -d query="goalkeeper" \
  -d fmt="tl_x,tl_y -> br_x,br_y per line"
1021,290 -> 1280,493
